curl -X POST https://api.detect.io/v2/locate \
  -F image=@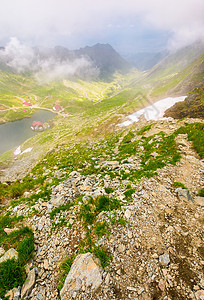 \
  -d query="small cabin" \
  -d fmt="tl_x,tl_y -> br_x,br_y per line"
31,121 -> 43,131
22,101 -> 32,106
53,104 -> 62,111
